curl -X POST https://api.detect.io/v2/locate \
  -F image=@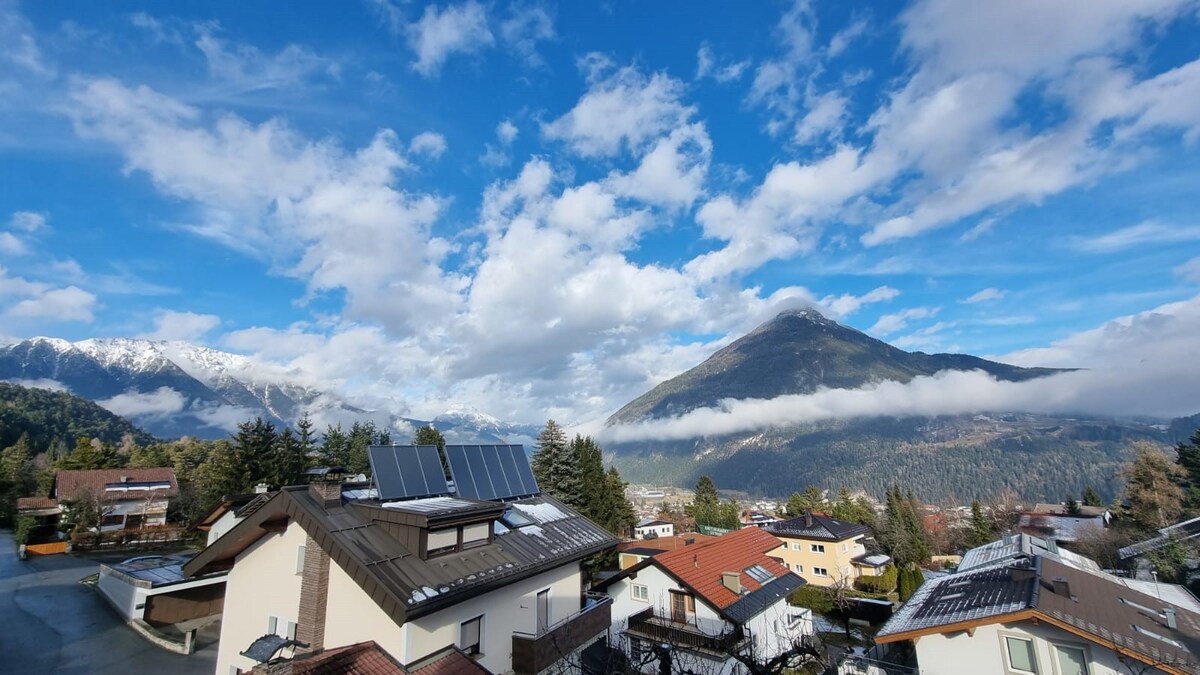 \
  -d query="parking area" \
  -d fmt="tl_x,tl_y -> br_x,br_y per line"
0,530 -> 217,675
